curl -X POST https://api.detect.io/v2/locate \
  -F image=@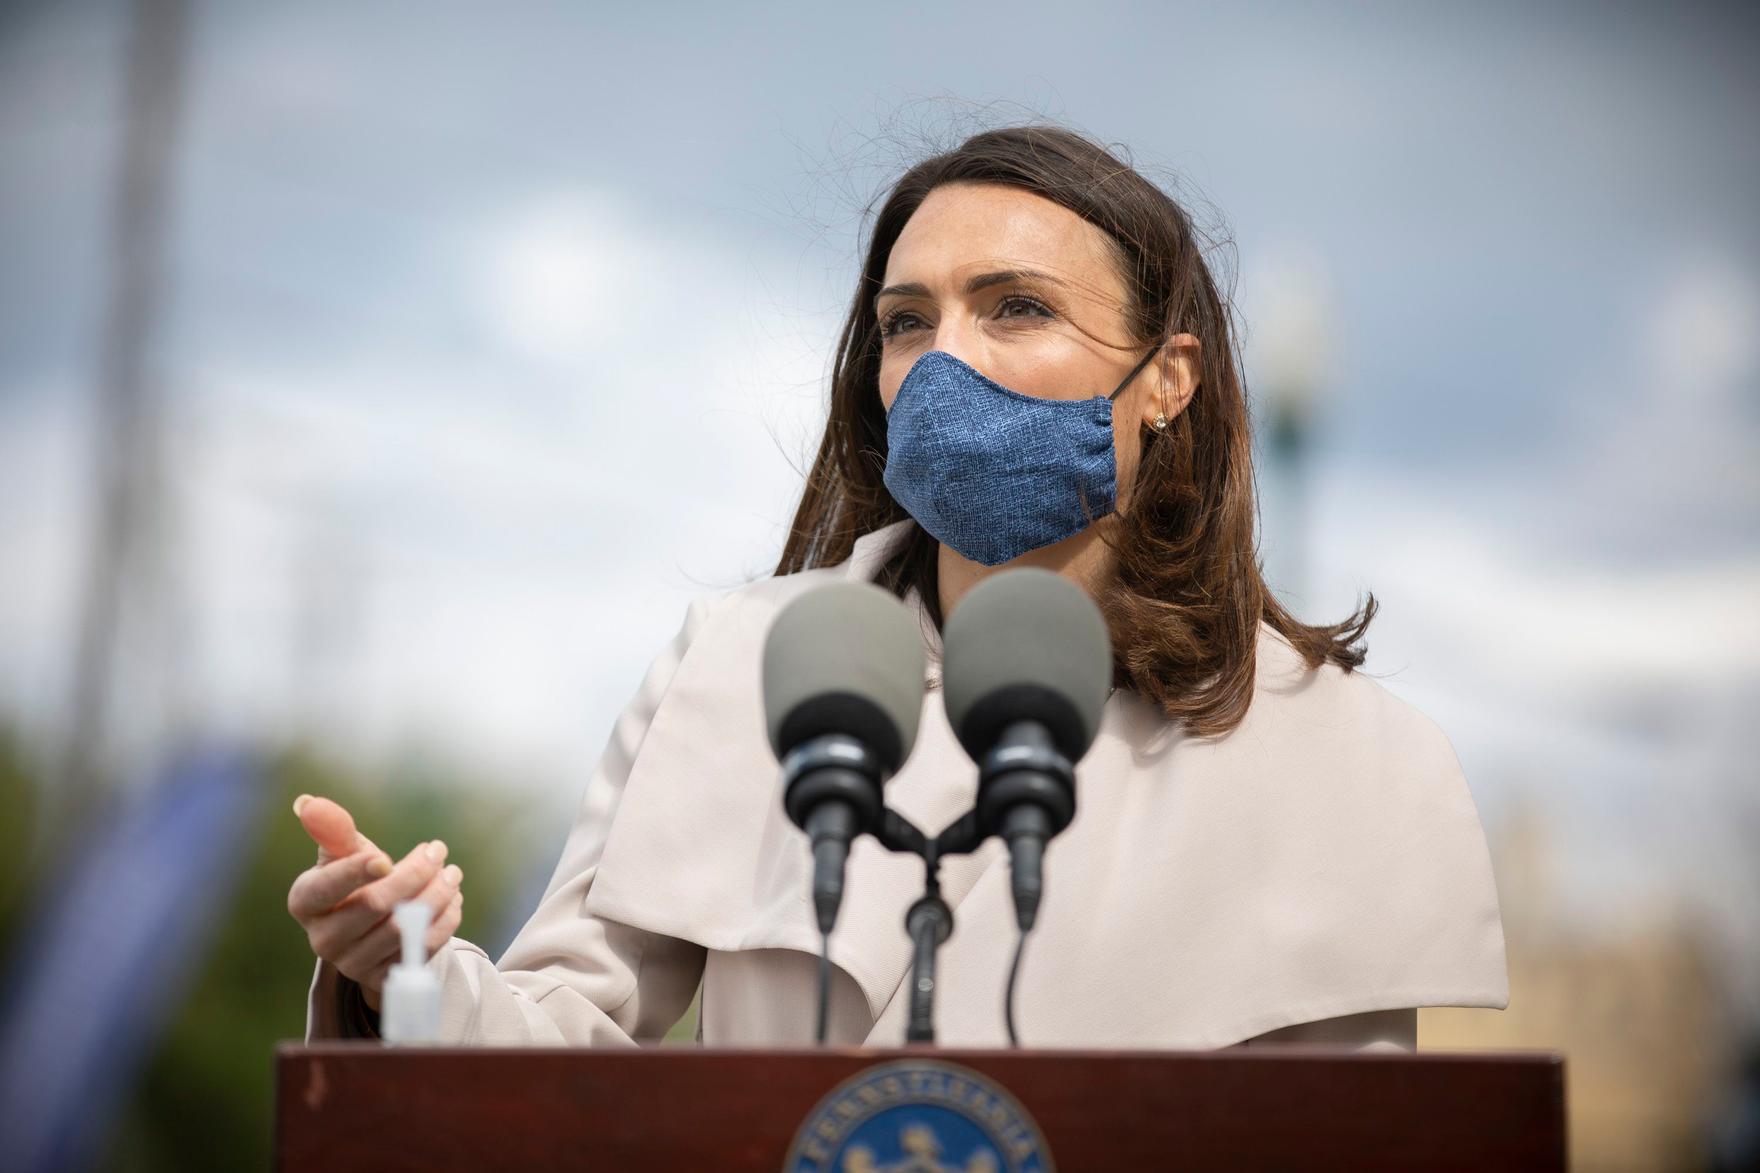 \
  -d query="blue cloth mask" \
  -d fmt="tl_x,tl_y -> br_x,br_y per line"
882,346 -> 1162,566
